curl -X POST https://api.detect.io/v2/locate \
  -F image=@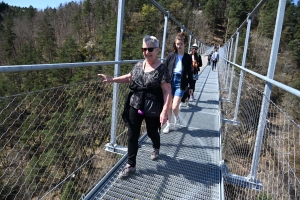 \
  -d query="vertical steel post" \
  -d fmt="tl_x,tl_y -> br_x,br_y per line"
110,0 -> 125,146
233,16 -> 252,121
228,31 -> 239,100
199,43 -> 202,54
188,34 -> 192,52
223,43 -> 229,82
225,38 -> 234,89
224,42 -> 230,83
249,0 -> 287,180
161,11 -> 169,62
